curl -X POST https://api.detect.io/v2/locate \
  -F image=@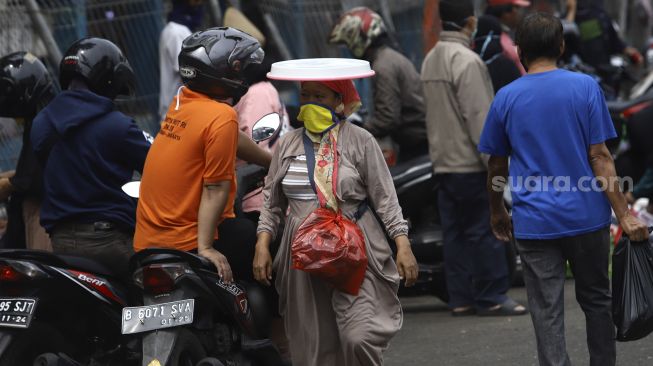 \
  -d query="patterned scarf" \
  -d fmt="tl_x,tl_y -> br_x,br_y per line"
306,124 -> 340,211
